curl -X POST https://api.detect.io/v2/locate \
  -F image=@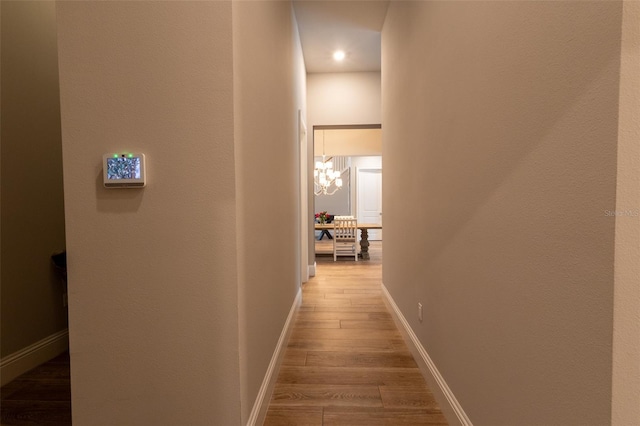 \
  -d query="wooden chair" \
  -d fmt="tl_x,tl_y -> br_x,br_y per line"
333,216 -> 358,261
